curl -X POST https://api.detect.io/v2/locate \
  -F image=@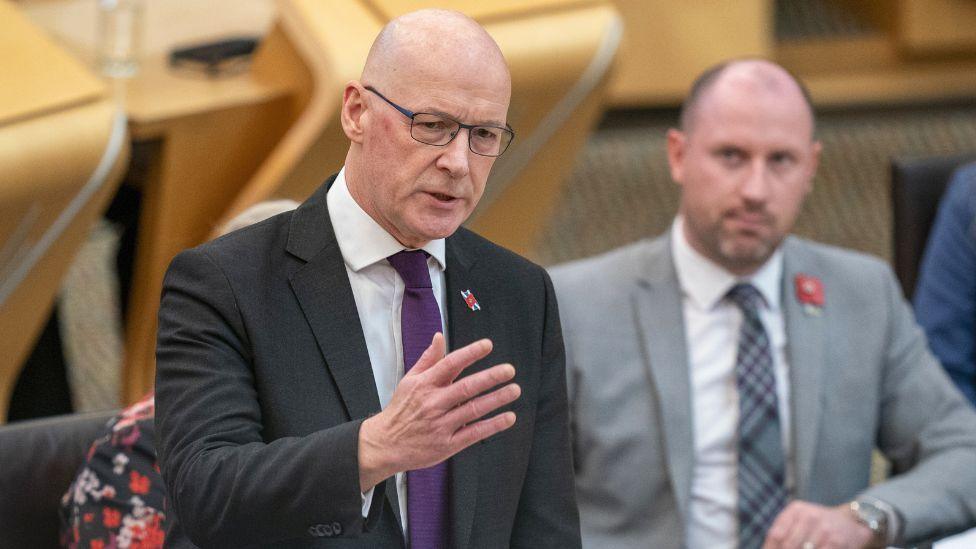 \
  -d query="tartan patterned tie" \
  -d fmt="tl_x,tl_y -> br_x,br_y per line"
387,250 -> 449,549
727,283 -> 788,549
